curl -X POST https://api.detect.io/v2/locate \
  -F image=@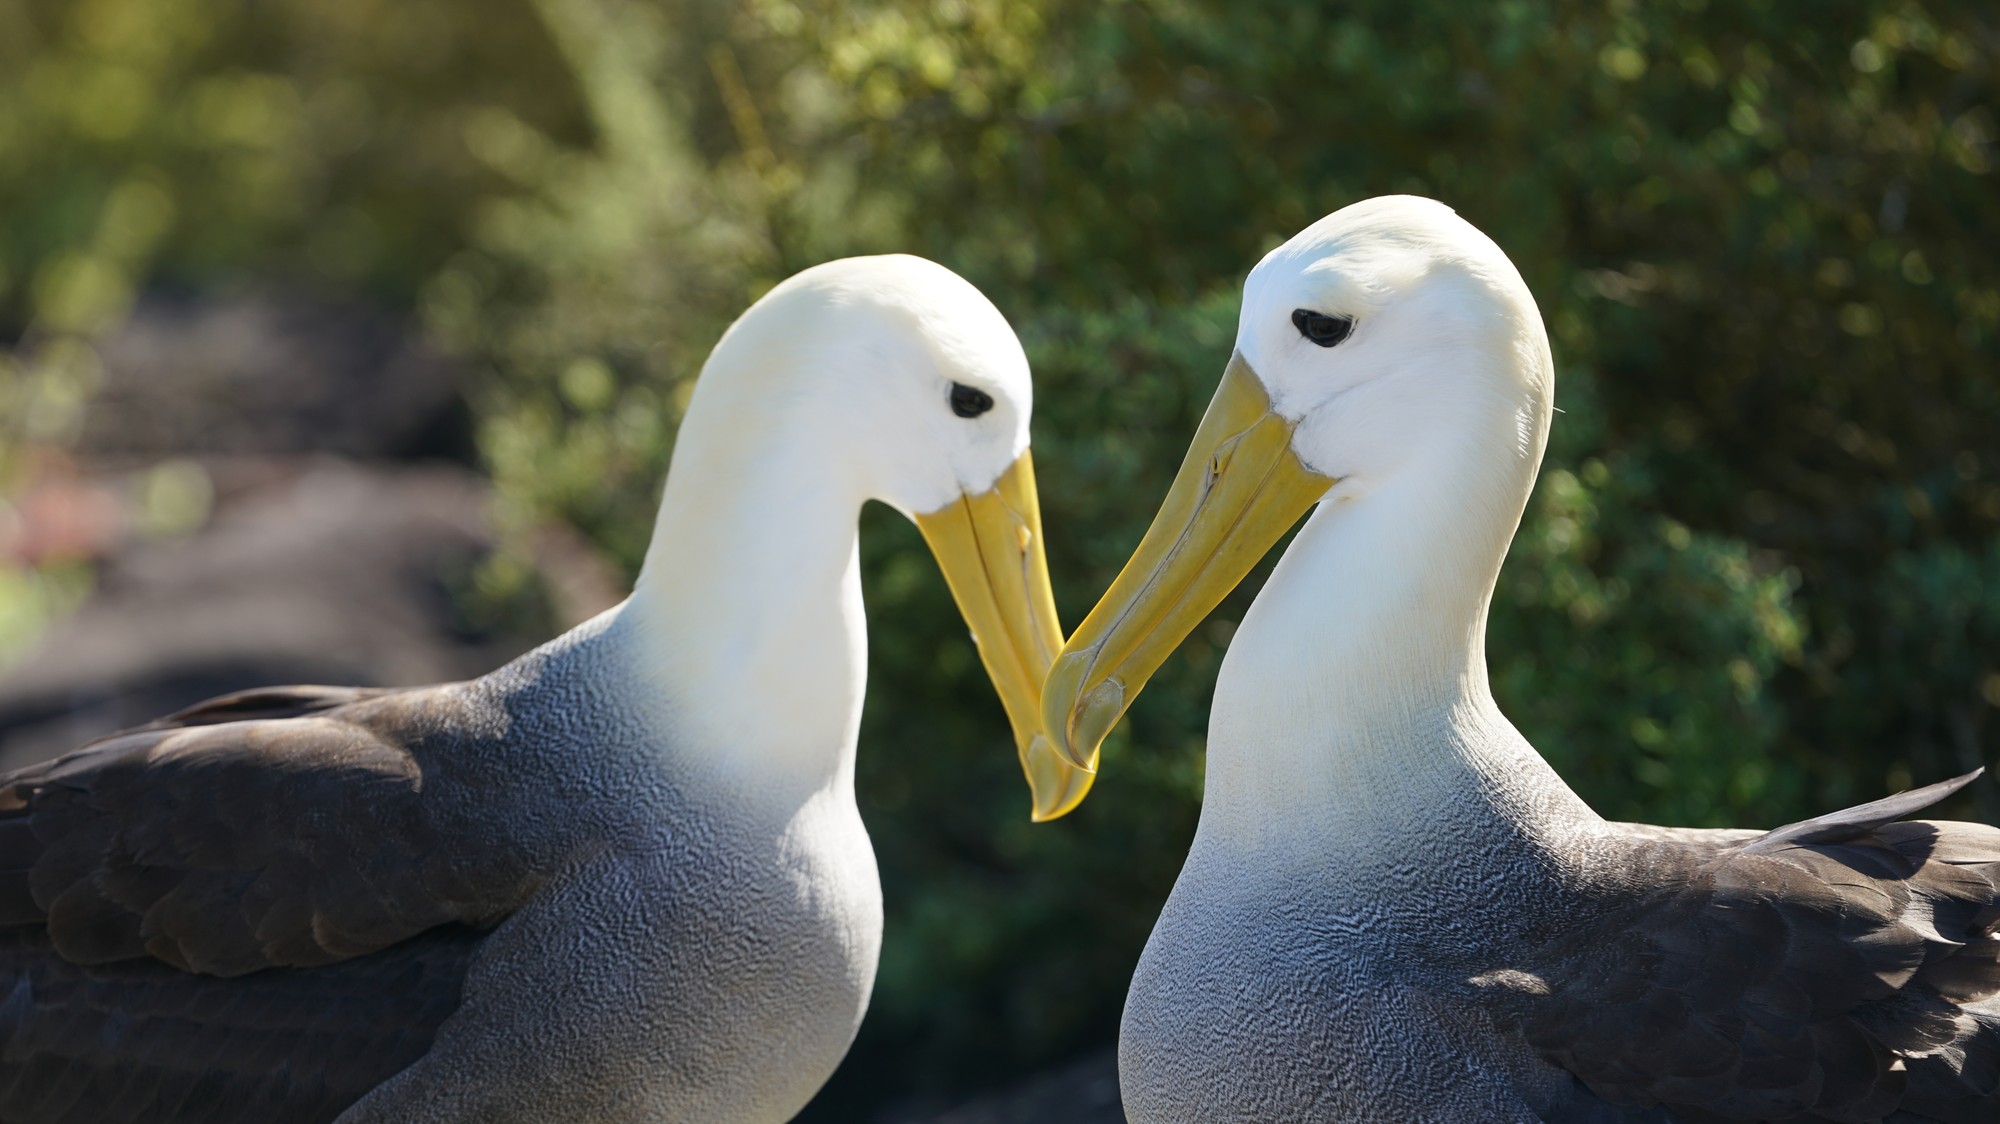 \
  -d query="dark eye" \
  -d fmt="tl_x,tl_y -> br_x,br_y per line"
1291,308 -> 1354,348
949,382 -> 995,418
